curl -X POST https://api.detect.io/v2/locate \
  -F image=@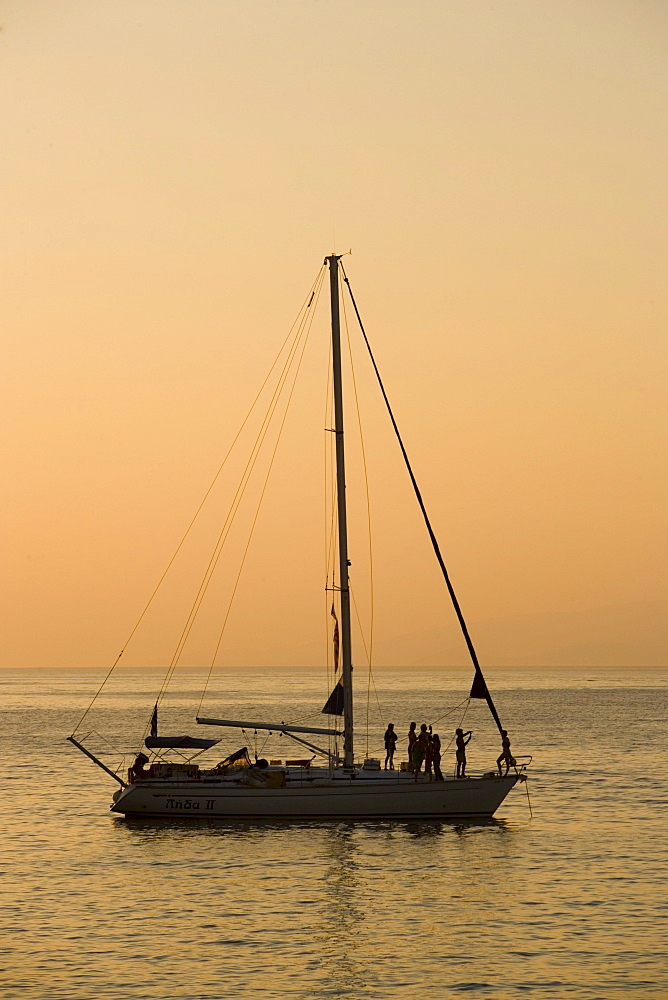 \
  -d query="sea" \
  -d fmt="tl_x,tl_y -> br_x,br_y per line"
1,665 -> 666,1000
